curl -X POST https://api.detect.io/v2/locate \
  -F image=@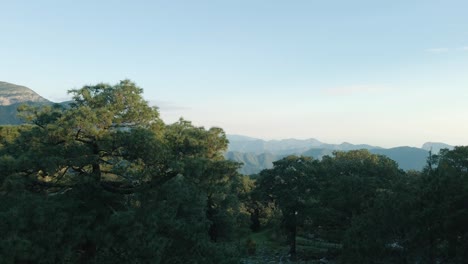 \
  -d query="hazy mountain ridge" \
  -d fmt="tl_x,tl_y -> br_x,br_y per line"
0,82 -> 456,174
422,142 -> 454,153
225,151 -> 282,175
226,135 -> 454,174
227,135 -> 379,155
